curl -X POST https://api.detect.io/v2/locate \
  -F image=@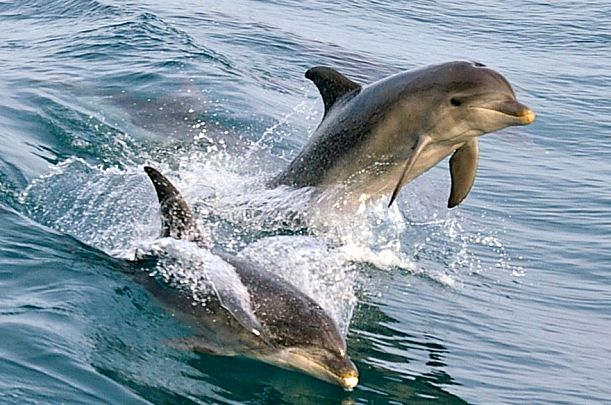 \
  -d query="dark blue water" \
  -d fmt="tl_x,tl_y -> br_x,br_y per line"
1,1 -> 609,403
